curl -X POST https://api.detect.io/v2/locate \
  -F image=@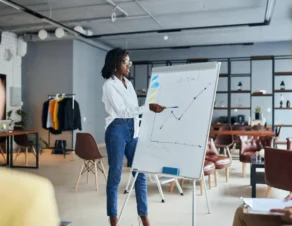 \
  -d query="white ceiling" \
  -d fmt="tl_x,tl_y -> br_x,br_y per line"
0,0 -> 291,50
